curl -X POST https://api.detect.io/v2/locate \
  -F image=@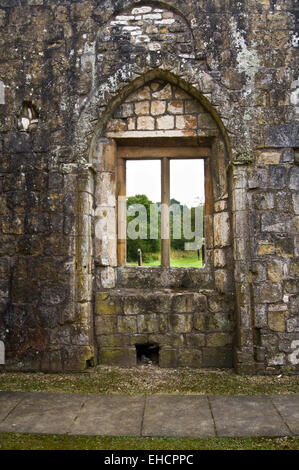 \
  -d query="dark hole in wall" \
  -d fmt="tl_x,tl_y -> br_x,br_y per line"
85,357 -> 94,369
18,101 -> 39,132
136,344 -> 159,365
